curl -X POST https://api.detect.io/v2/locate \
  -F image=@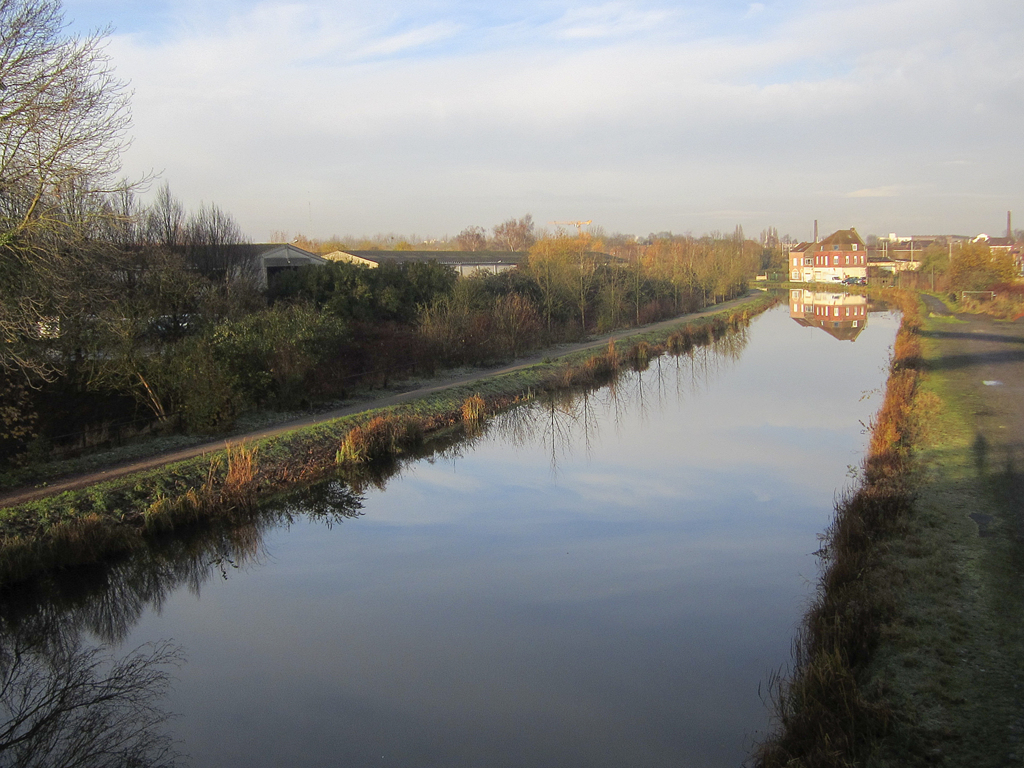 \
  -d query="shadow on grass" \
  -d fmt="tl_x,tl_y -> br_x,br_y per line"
919,328 -> 1024,345
920,349 -> 1024,374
